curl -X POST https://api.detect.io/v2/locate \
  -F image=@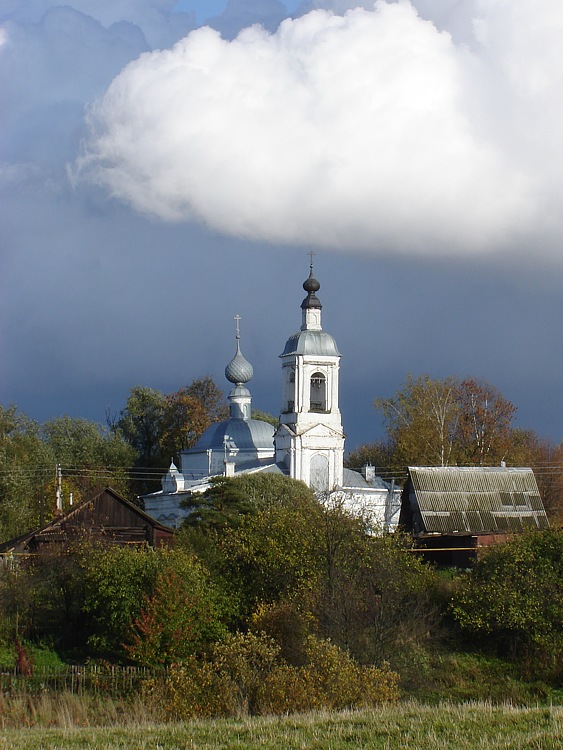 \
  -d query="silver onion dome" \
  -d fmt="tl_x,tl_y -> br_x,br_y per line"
225,315 -> 254,384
